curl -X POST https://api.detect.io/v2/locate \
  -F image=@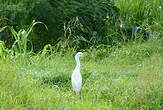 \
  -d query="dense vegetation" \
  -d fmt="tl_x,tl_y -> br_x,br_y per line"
0,0 -> 163,109
1,0 -> 162,50
0,39 -> 163,109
